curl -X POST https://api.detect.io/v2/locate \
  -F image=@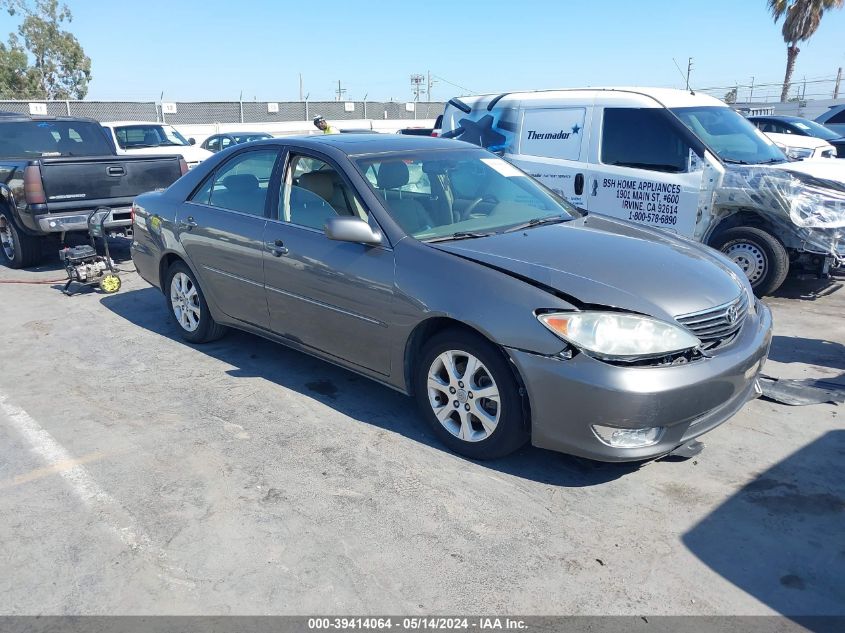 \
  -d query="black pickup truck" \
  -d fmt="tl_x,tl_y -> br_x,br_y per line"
0,112 -> 186,268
